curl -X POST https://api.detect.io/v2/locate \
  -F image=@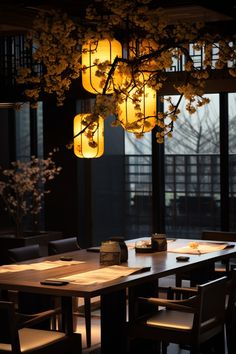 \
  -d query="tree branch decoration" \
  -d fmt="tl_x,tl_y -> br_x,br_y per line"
16,0 -> 236,145
0,152 -> 62,238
